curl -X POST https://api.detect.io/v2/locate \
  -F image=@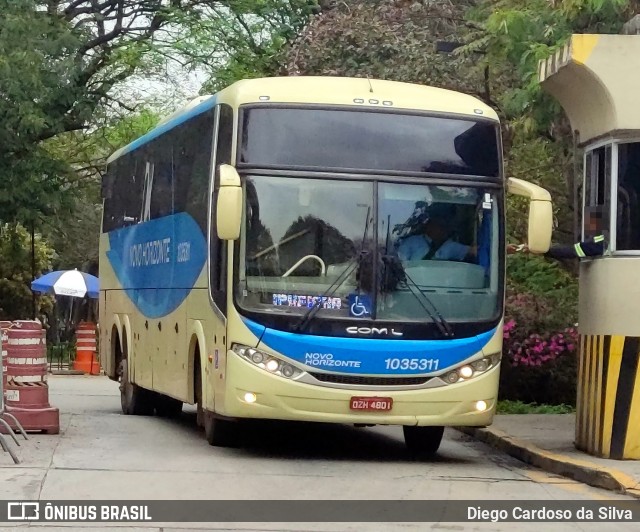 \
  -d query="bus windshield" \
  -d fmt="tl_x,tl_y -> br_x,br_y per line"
240,107 -> 500,177
236,176 -> 501,325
